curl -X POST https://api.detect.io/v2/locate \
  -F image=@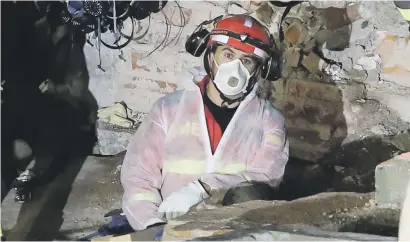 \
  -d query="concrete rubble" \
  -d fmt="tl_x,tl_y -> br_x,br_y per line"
161,192 -> 399,241
94,109 -> 147,156
94,121 -> 137,156
264,1 -> 410,166
1,152 -> 408,241
375,152 -> 410,209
